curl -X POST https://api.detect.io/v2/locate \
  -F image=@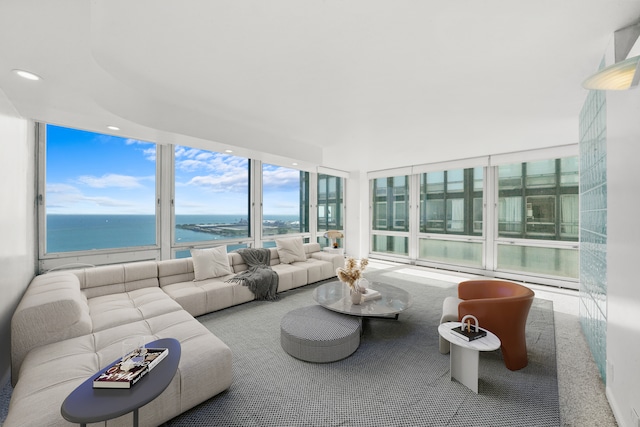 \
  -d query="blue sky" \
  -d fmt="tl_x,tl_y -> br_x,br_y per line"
46,125 -> 301,215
